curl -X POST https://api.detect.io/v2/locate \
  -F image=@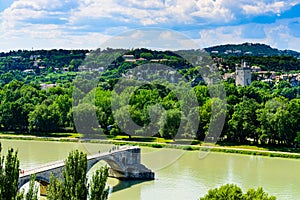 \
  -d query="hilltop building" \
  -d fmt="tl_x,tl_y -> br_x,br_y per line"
236,61 -> 251,86
123,54 -> 136,62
